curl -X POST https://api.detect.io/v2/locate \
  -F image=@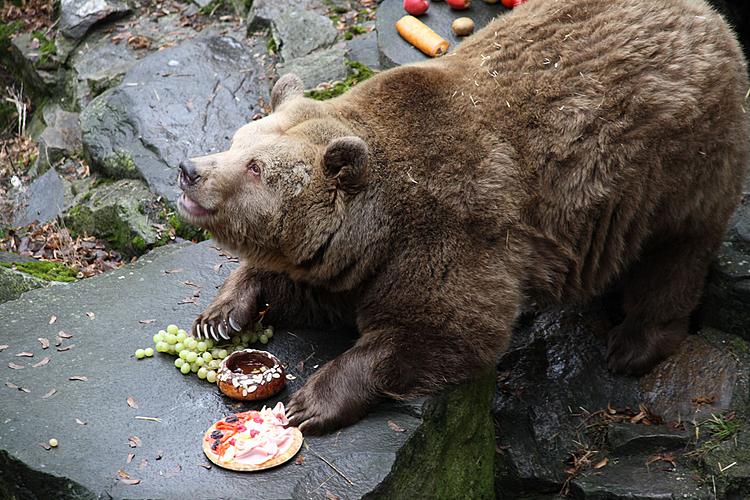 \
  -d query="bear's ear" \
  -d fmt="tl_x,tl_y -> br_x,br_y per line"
323,136 -> 369,193
271,73 -> 304,111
